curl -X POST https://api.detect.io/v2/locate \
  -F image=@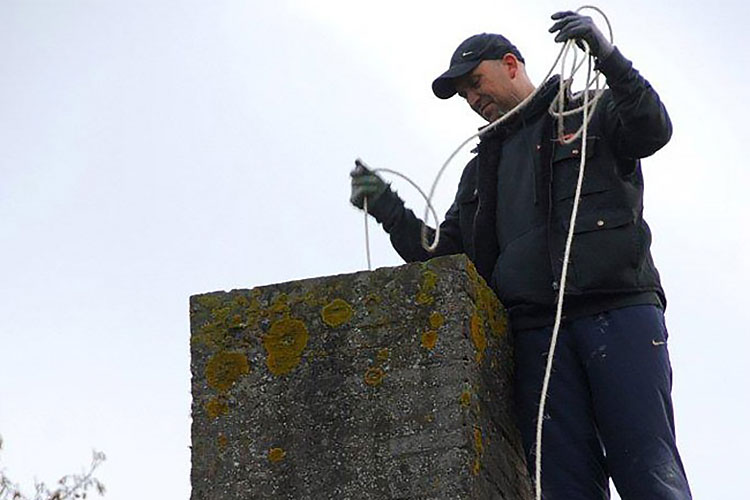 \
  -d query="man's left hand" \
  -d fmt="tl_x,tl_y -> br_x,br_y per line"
350,162 -> 388,211
549,11 -> 614,60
